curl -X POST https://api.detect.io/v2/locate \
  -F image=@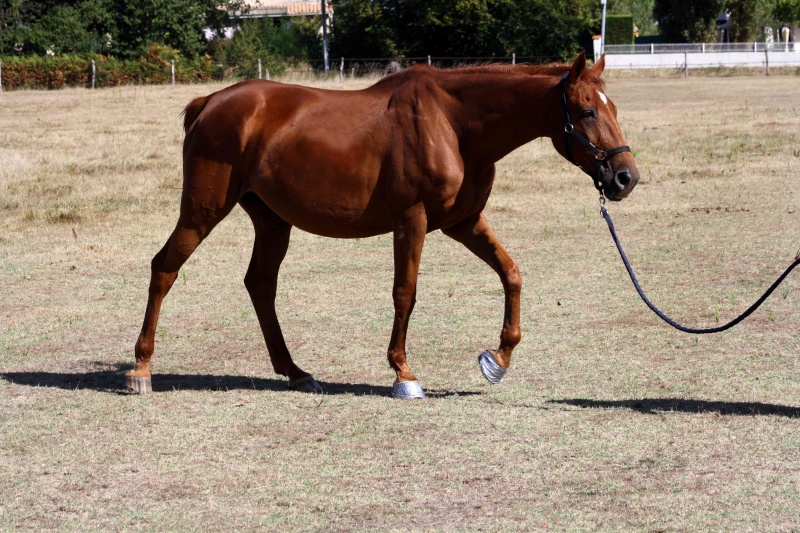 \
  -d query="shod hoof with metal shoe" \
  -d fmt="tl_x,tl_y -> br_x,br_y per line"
391,380 -> 426,399
125,375 -> 152,394
478,350 -> 508,384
